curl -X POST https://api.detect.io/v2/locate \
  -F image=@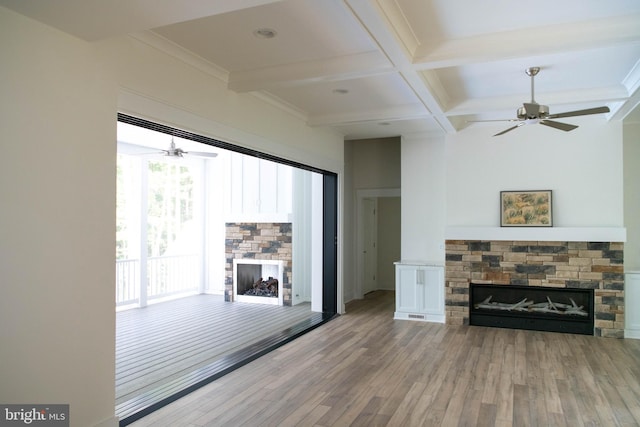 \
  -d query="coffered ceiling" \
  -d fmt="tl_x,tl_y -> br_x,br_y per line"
3,0 -> 639,140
